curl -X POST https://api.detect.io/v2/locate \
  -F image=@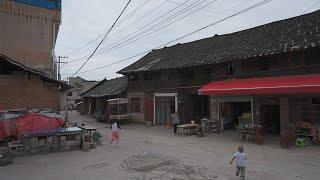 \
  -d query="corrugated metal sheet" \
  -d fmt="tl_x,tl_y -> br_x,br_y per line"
13,0 -> 61,11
